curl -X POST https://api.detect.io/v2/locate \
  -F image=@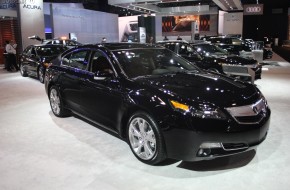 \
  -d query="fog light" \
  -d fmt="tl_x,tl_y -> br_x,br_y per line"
197,148 -> 211,157
200,142 -> 222,149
